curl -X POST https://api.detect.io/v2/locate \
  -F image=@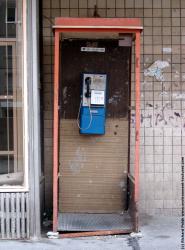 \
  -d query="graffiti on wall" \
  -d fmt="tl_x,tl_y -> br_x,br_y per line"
131,60 -> 184,128
131,100 -> 185,128
131,113 -> 184,128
